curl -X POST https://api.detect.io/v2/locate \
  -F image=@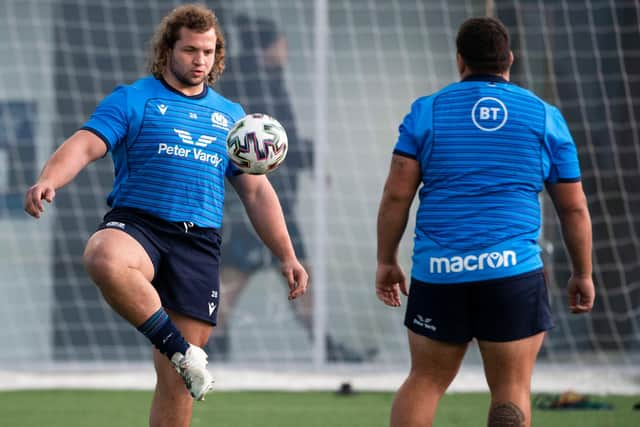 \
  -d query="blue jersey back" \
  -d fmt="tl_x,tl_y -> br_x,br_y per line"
82,76 -> 245,227
394,75 -> 581,283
